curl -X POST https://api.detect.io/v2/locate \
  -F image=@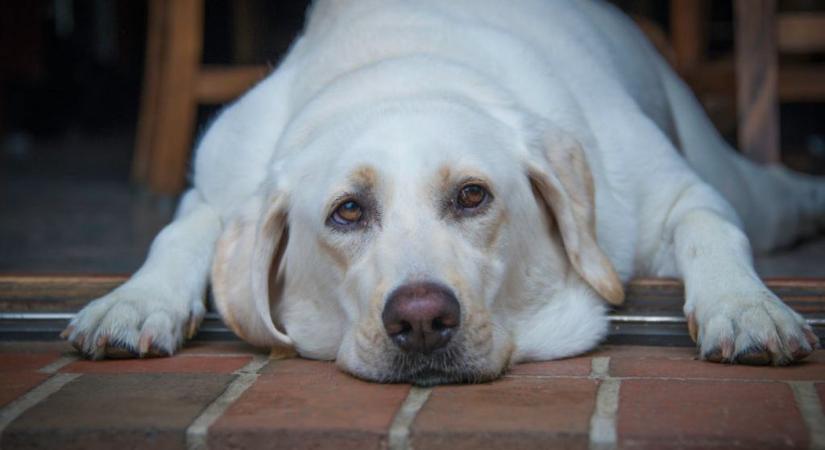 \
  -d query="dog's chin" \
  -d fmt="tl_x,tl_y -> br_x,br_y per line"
346,346 -> 504,386
390,366 -> 501,386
